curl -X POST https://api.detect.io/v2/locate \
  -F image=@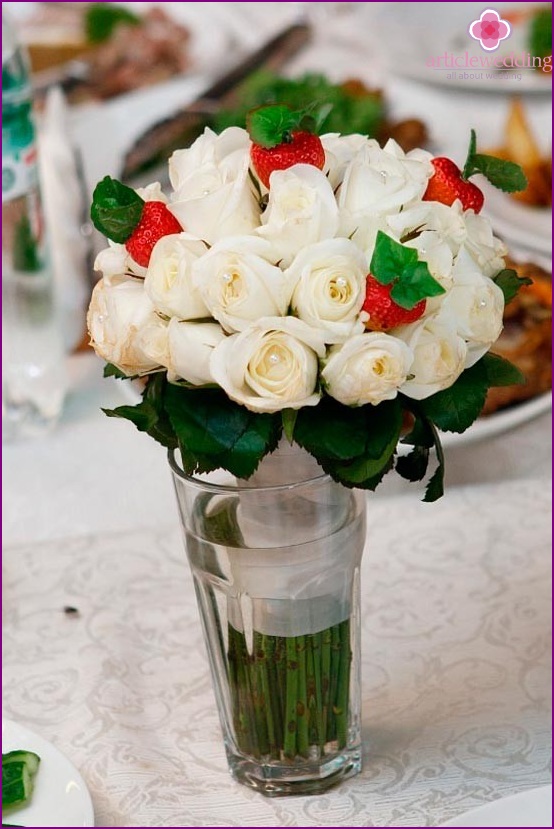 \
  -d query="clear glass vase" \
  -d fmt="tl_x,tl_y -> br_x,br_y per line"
169,442 -> 366,796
